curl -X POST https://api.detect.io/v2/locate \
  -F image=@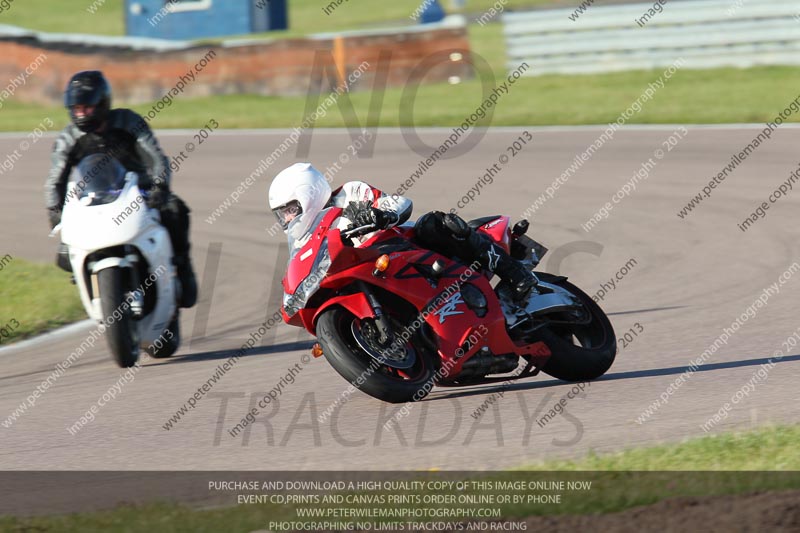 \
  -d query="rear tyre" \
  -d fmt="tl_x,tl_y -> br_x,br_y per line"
316,307 -> 437,403
98,267 -> 139,368
536,273 -> 616,381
